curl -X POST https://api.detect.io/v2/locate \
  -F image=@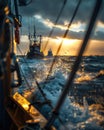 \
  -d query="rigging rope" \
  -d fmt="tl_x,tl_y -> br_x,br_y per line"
17,45 -> 66,128
19,0 -> 32,6
17,0 -> 81,126
44,0 -> 102,129
19,66 -> 32,91
43,0 -> 67,52
17,45 -> 47,99
45,0 -> 81,82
